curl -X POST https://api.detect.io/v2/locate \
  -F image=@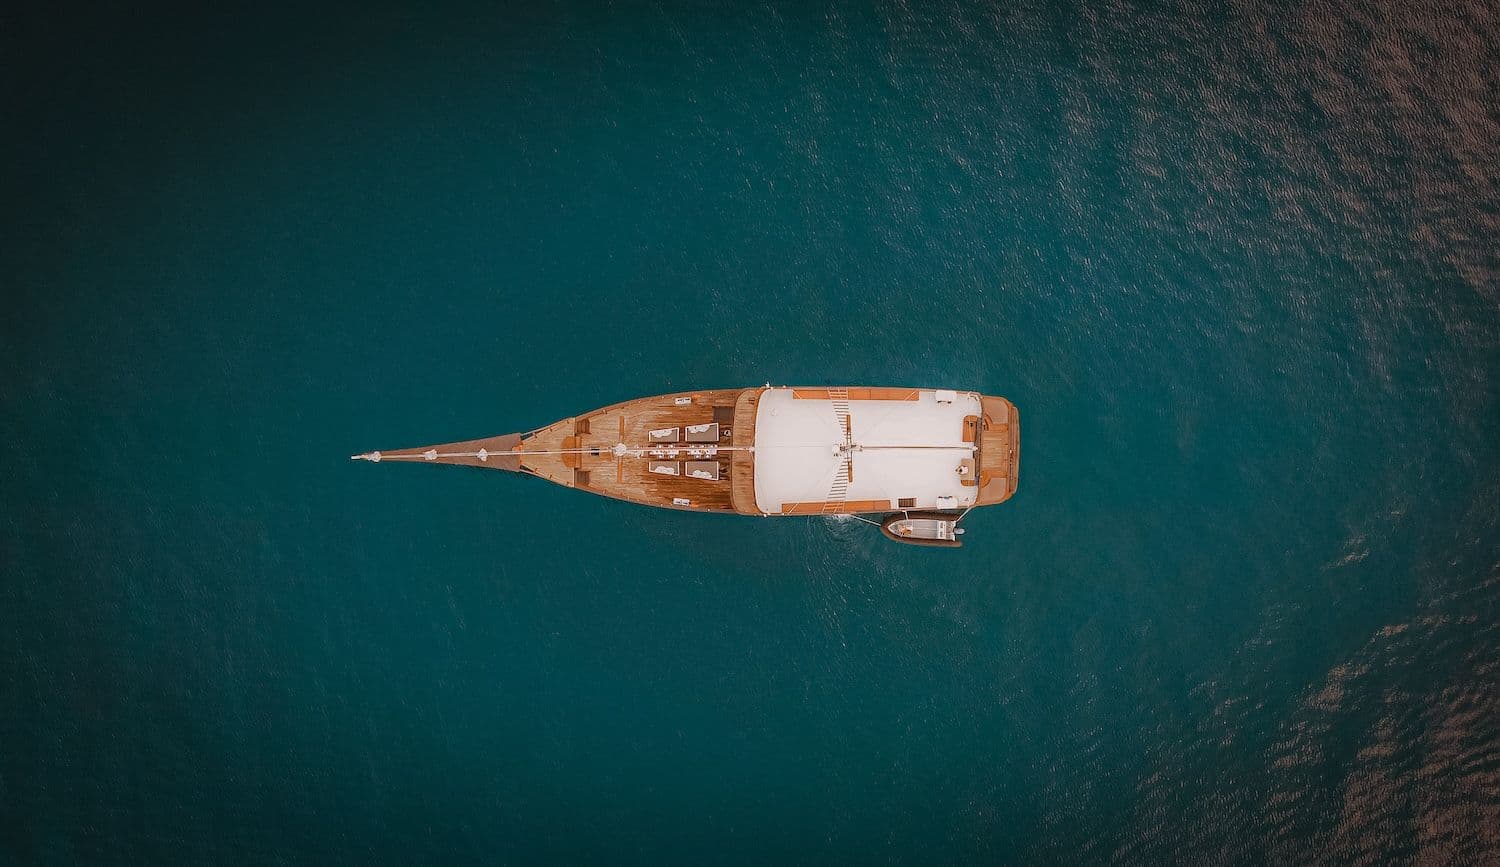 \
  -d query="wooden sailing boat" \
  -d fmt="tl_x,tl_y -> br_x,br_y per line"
352,386 -> 1019,546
